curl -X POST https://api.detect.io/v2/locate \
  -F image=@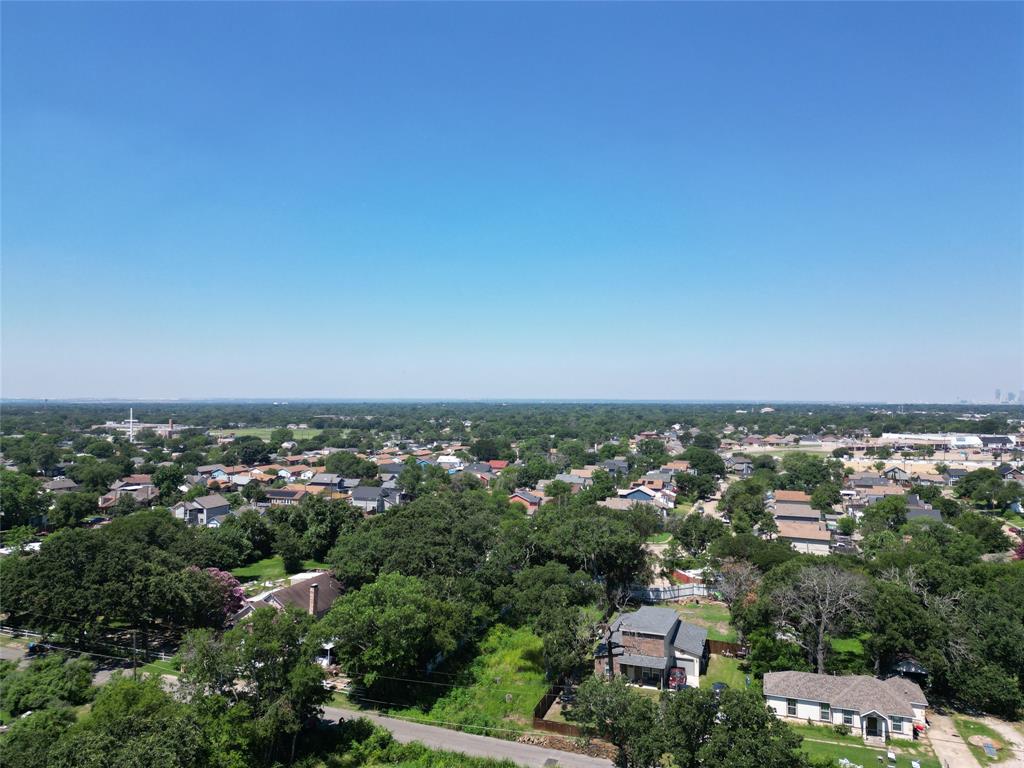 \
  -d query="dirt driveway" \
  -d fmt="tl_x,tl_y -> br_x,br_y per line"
982,717 -> 1024,768
928,713 -> 980,768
